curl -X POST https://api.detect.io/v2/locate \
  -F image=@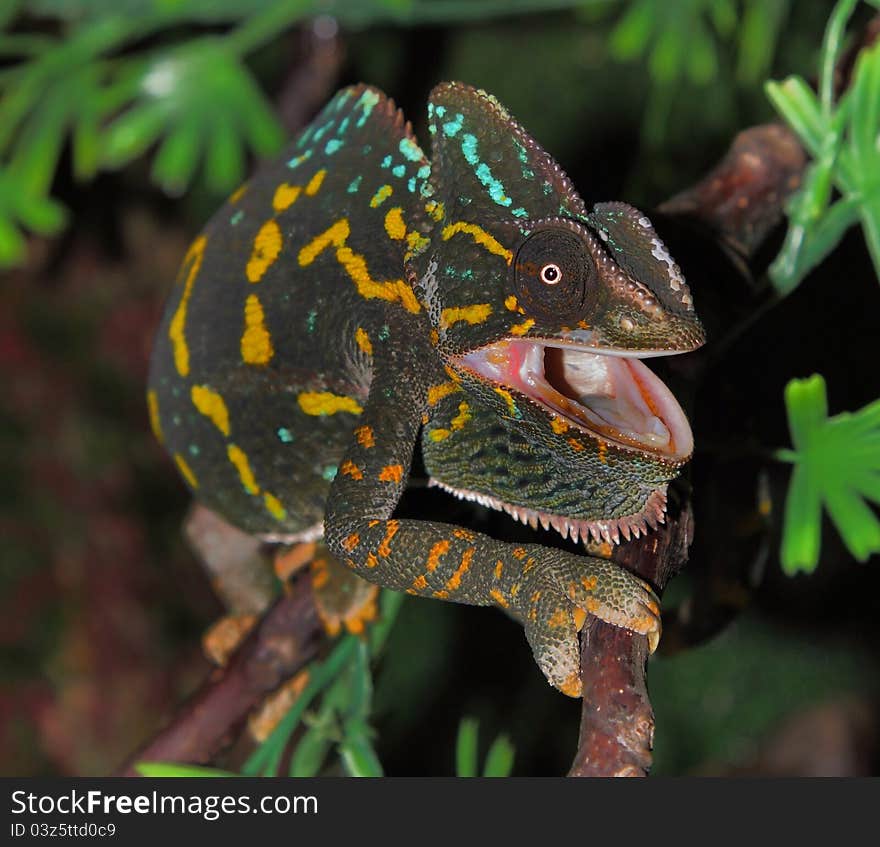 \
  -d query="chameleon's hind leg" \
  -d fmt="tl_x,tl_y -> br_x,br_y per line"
185,503 -> 277,616
276,542 -> 380,638
184,503 -> 279,666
